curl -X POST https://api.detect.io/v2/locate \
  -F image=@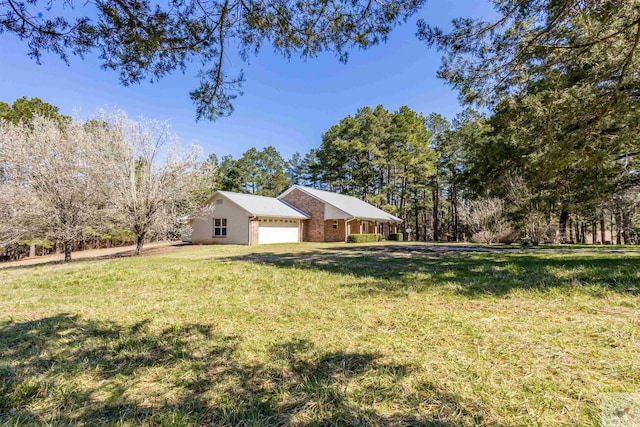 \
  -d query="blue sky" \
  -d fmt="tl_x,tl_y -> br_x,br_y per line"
0,0 -> 493,160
